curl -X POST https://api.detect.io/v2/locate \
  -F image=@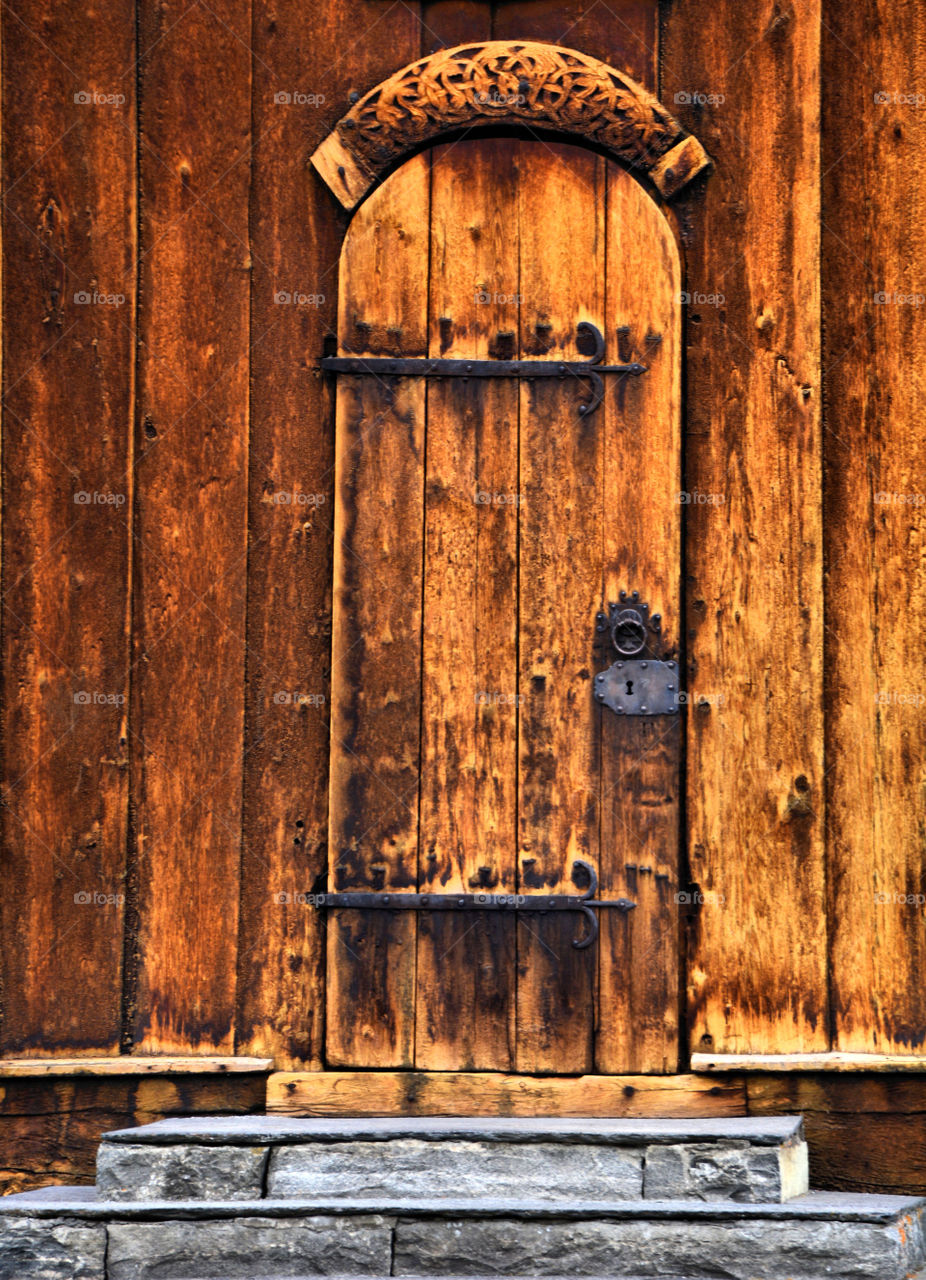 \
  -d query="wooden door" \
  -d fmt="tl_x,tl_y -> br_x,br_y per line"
326,137 -> 682,1075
